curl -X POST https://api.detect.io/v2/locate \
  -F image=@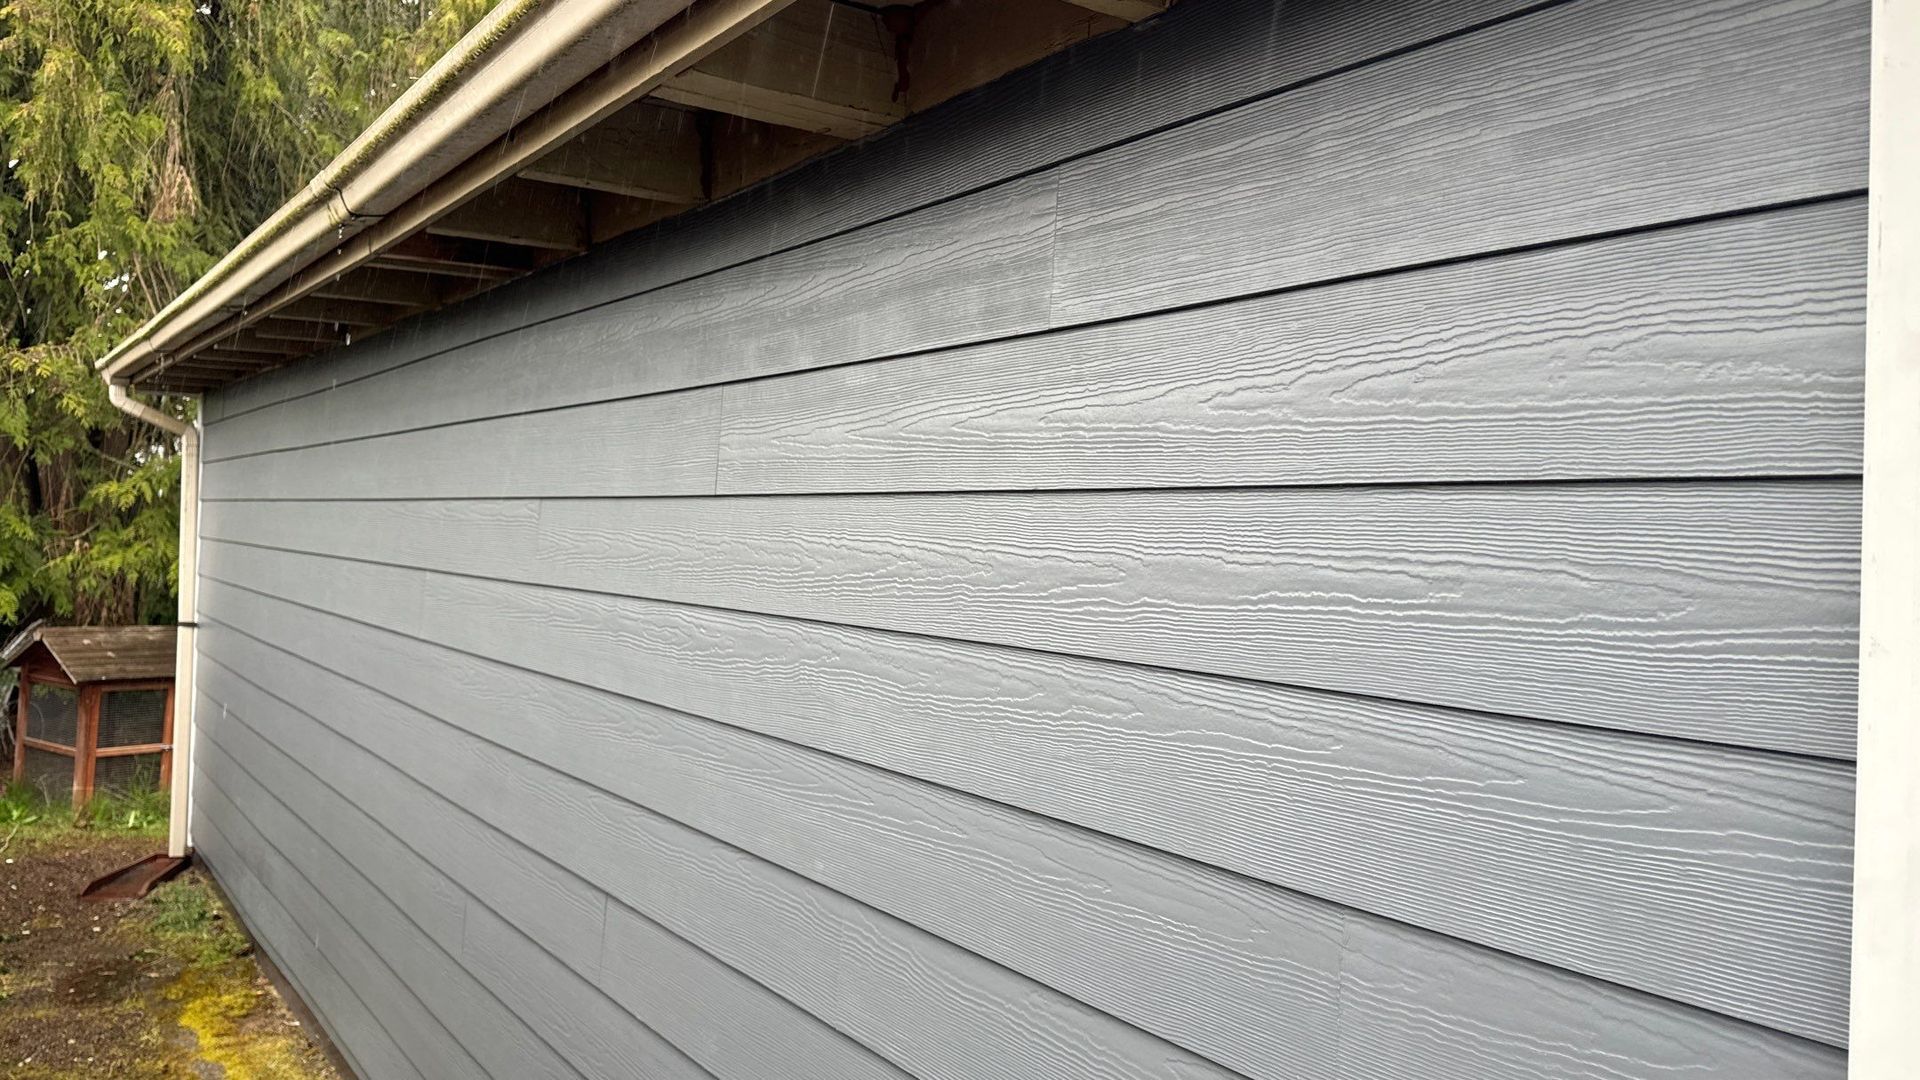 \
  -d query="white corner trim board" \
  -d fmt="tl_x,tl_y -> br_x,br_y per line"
1851,1 -> 1918,1074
